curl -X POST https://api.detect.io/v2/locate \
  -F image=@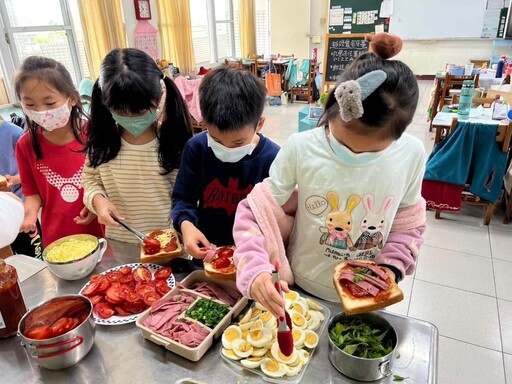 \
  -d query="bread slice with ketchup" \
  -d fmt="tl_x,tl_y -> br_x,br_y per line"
139,229 -> 184,264
333,259 -> 403,315
203,246 -> 236,281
